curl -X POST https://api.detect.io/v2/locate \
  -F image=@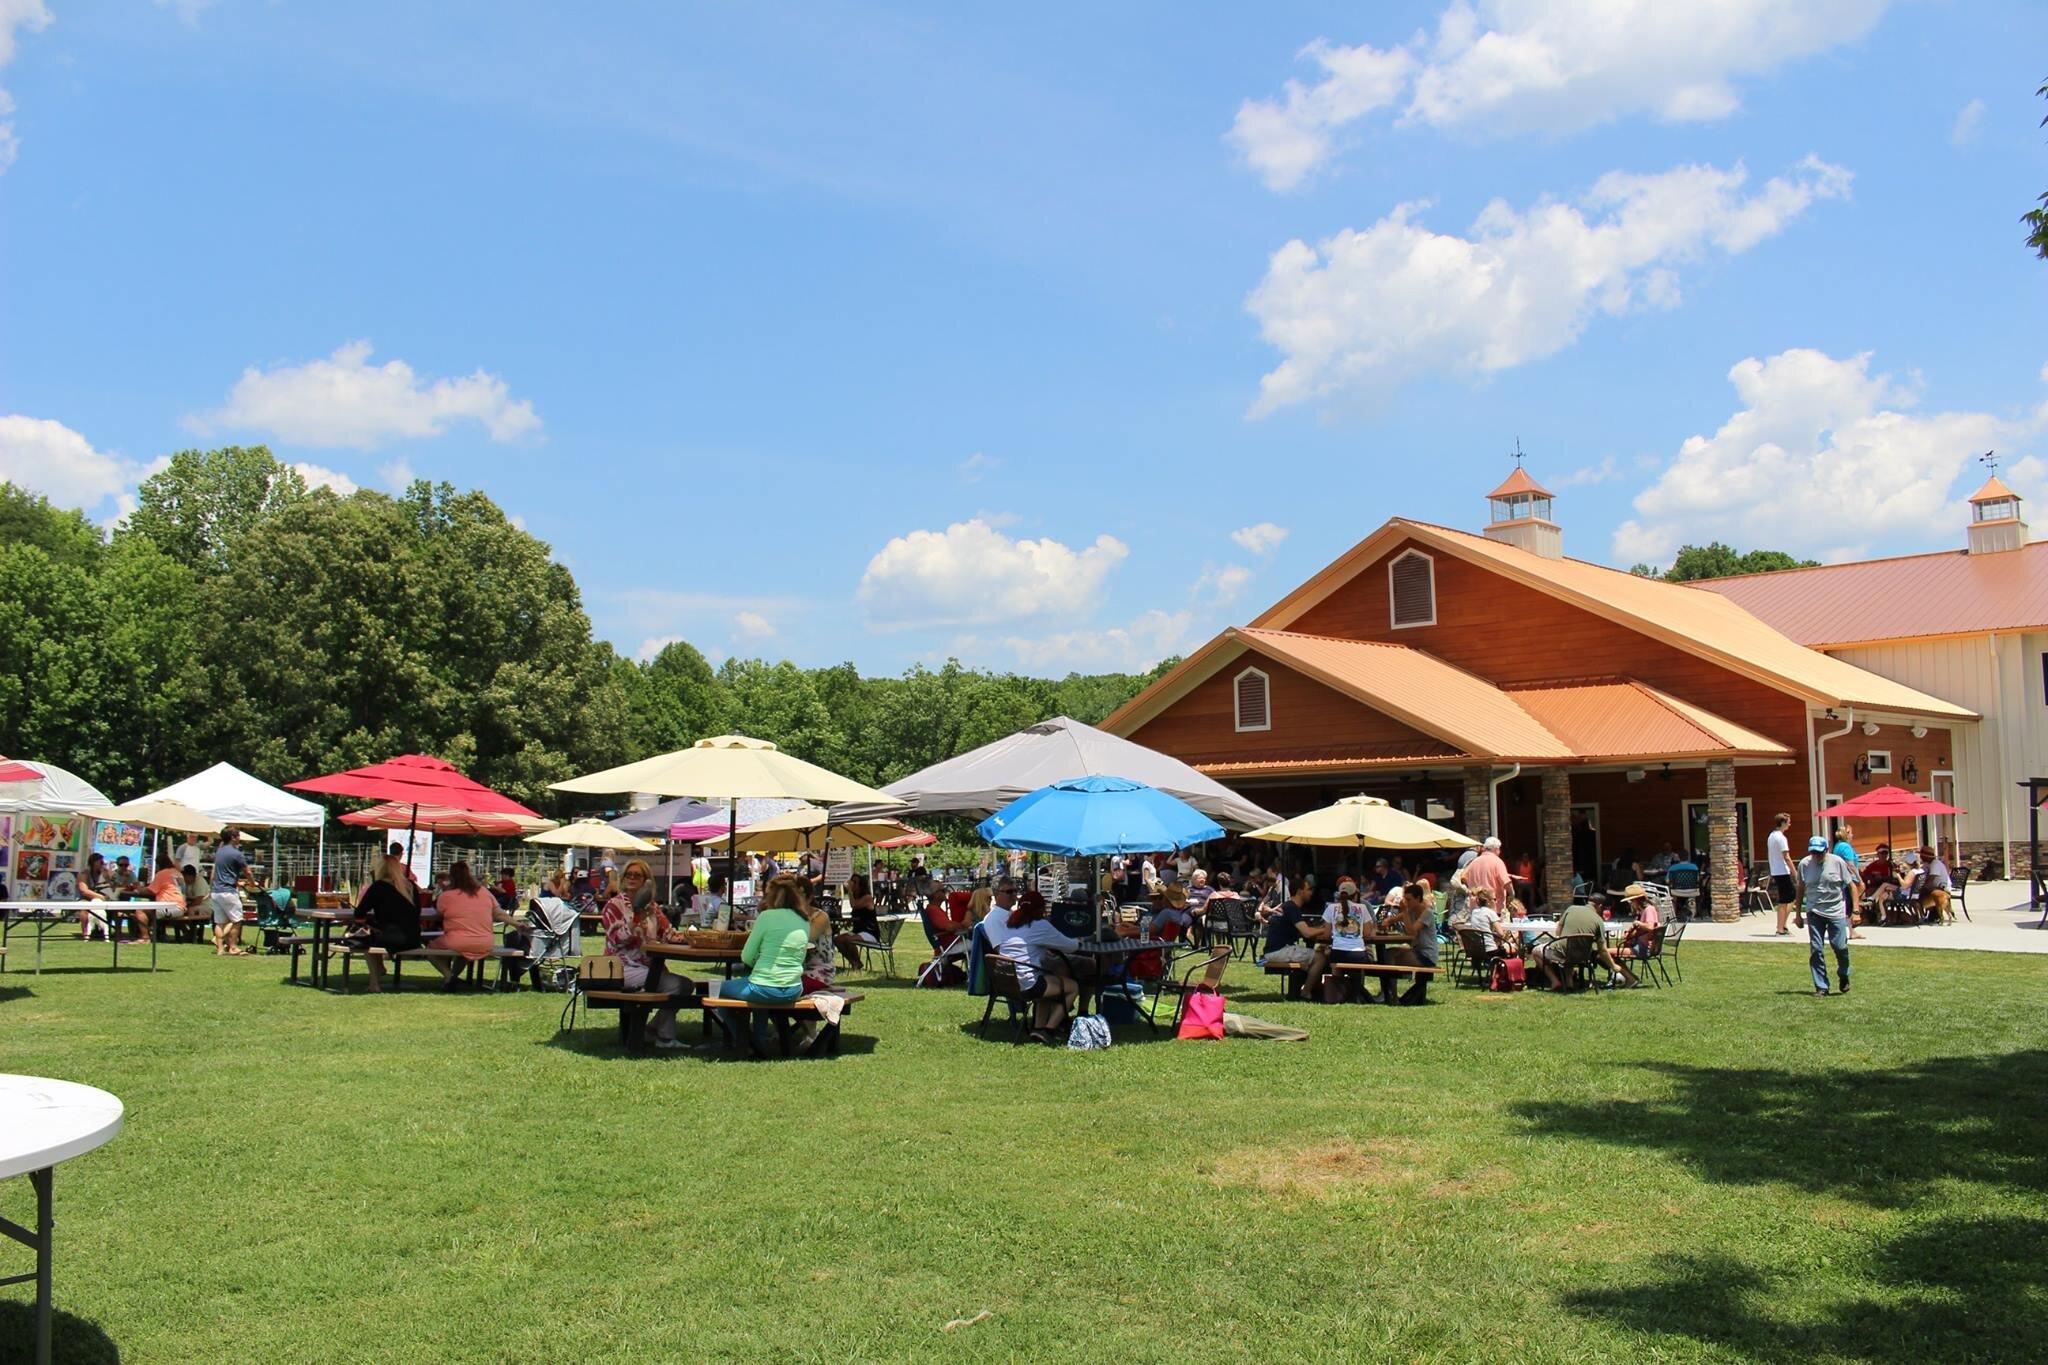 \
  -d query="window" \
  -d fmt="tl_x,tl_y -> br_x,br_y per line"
1974,497 -> 2018,522
1684,798 -> 1753,868
1821,794 -> 1843,840
1866,750 -> 1891,775
1233,667 -> 1271,733
1388,549 -> 1436,629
